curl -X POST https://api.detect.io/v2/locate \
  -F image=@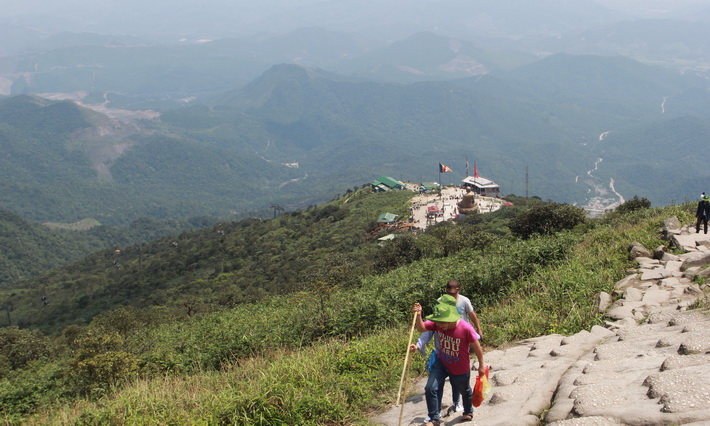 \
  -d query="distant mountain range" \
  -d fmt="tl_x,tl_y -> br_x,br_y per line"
529,19 -> 710,65
1,53 -> 708,226
3,13 -> 710,101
